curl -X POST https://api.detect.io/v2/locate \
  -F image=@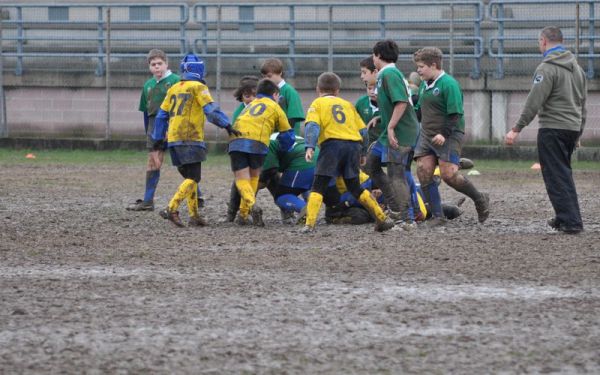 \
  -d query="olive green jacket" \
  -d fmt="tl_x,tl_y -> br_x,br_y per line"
515,49 -> 587,135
